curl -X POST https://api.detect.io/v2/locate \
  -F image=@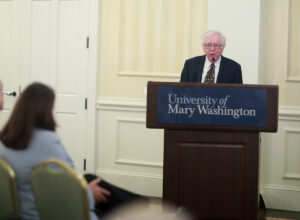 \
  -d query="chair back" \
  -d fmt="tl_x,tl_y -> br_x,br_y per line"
0,157 -> 19,219
31,158 -> 90,220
